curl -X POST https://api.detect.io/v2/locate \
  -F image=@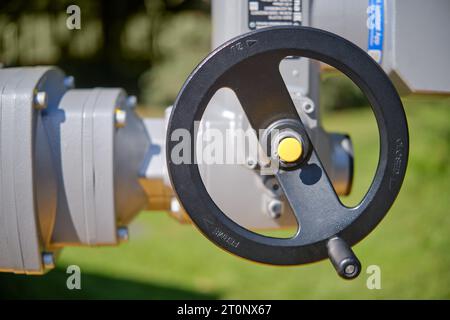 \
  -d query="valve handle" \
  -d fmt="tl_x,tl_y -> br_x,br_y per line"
166,27 -> 408,273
